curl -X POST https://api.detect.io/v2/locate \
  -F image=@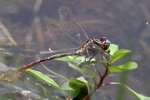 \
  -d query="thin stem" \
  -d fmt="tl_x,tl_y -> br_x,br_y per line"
83,63 -> 109,100
96,65 -> 109,89
17,52 -> 79,72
